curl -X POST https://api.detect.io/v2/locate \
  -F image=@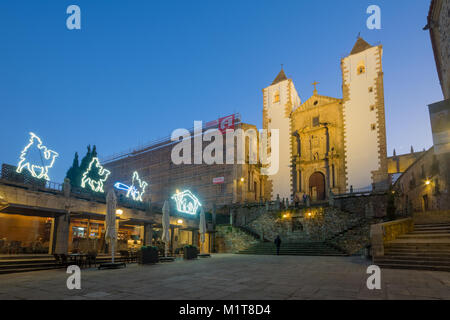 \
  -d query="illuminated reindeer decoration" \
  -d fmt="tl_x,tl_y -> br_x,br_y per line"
16,132 -> 59,181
